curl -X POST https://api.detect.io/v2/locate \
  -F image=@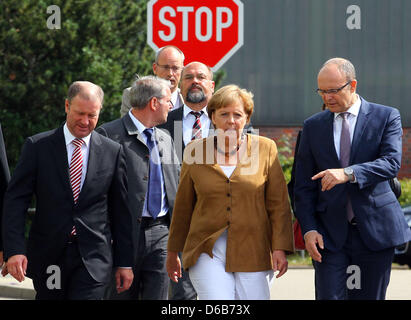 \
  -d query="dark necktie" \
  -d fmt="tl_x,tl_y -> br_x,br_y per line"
190,111 -> 203,140
143,128 -> 162,219
340,112 -> 354,221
